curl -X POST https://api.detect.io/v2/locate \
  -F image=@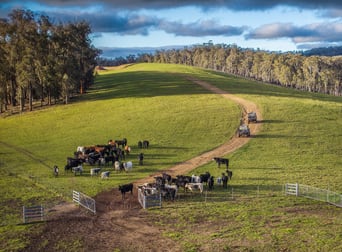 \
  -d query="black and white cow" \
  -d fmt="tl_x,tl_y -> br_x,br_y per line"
90,167 -> 101,176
